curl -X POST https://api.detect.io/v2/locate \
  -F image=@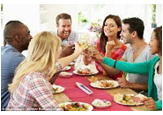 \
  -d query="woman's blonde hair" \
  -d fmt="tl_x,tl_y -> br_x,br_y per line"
8,31 -> 61,93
